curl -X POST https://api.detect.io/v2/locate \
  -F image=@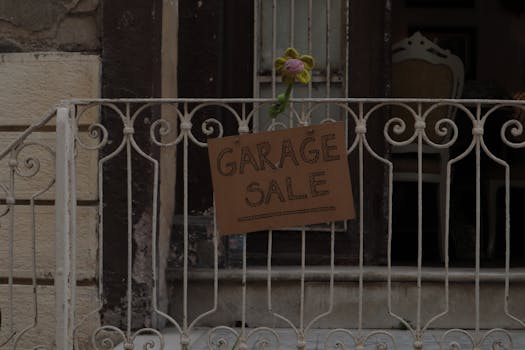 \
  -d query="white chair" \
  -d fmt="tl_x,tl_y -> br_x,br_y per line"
391,31 -> 465,260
